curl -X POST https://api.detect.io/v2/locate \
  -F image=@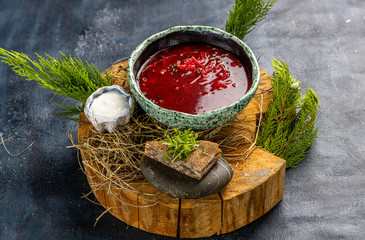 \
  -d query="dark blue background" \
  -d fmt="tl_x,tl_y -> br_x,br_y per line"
0,0 -> 364,239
